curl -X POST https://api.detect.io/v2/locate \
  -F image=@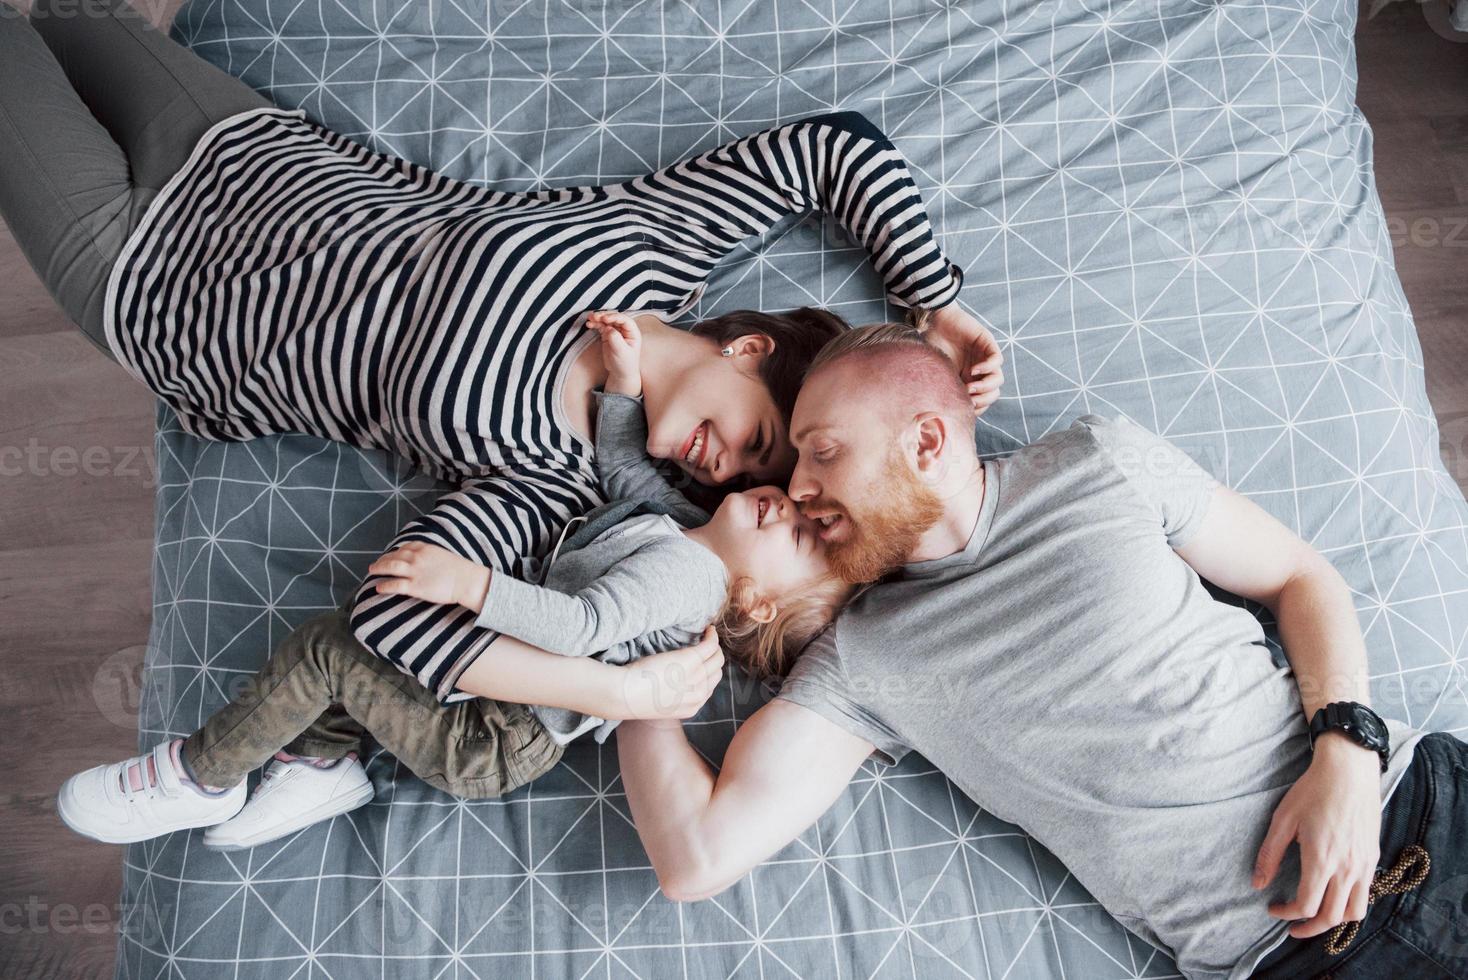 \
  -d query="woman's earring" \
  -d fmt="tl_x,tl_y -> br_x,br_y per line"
720,346 -> 735,357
